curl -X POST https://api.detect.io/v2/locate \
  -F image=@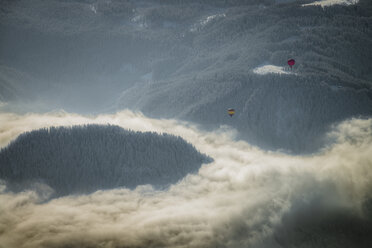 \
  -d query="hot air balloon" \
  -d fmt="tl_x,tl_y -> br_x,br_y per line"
288,59 -> 295,69
228,108 -> 235,117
